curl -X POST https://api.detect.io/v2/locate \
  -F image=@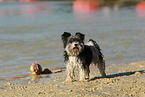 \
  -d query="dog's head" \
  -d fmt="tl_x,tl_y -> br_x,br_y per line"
61,32 -> 85,56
